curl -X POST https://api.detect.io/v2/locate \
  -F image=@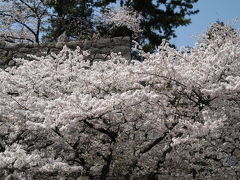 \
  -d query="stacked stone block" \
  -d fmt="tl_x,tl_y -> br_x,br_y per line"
0,36 -> 131,68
